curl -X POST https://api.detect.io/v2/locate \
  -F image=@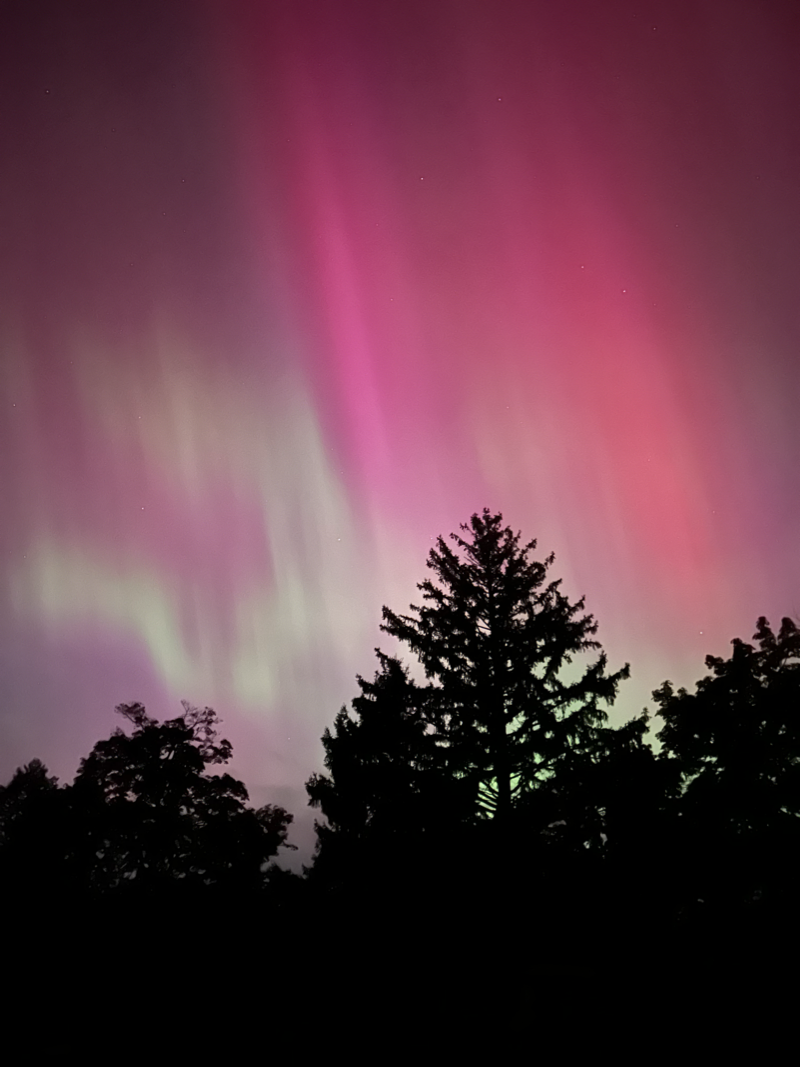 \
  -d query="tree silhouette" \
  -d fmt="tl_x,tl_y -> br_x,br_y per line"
68,701 -> 295,895
306,652 -> 474,897
307,509 -> 632,935
0,759 -> 68,898
653,616 -> 800,935
380,509 -> 630,828
0,758 -> 60,836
